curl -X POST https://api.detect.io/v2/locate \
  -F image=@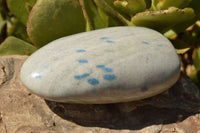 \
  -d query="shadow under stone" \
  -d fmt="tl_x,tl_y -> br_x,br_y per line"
45,74 -> 200,130
45,100 -> 195,130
